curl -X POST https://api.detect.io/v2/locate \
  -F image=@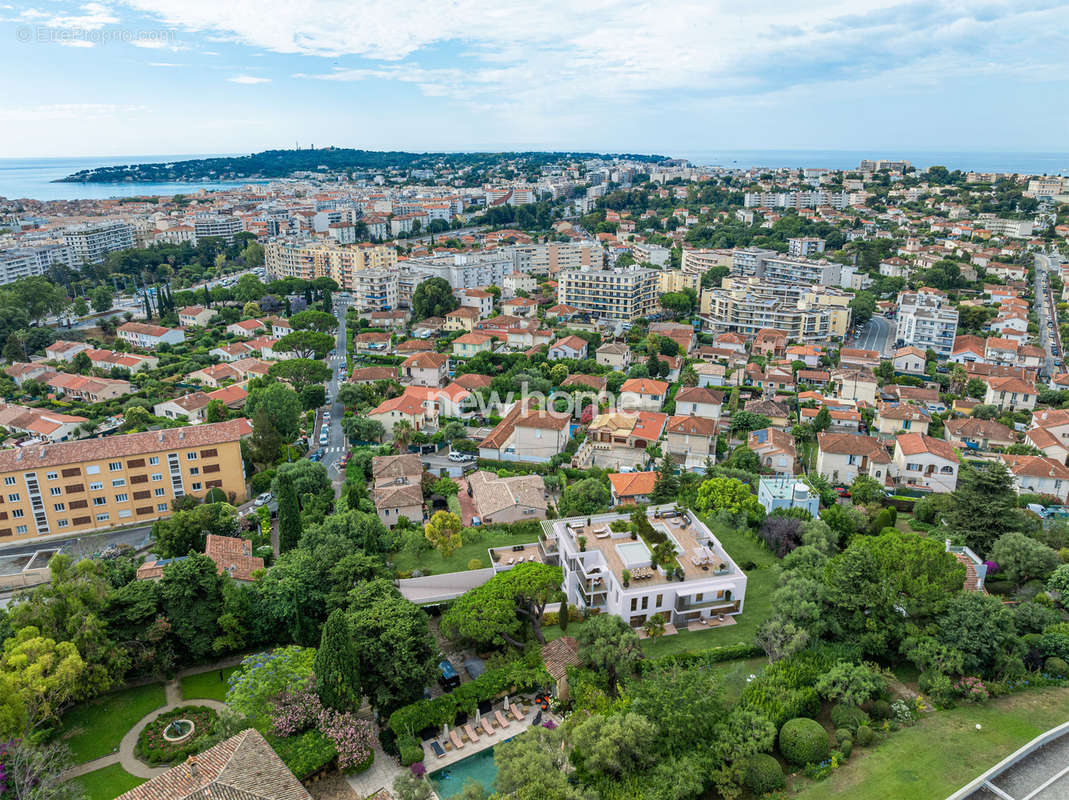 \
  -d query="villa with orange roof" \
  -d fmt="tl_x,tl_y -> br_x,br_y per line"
892,433 -> 960,493
608,471 -> 658,506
